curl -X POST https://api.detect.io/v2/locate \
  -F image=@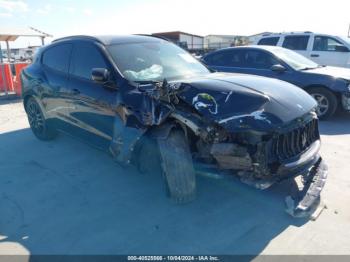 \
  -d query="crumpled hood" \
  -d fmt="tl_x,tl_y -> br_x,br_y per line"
178,73 -> 317,132
306,66 -> 350,81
